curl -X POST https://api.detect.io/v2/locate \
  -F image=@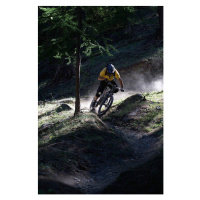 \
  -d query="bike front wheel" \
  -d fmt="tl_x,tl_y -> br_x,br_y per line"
98,95 -> 113,117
